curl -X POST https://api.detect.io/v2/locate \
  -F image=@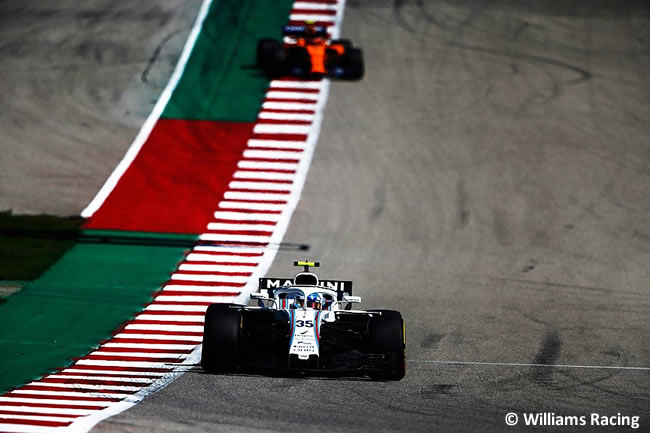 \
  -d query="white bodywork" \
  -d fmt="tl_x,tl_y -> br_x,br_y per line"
289,308 -> 320,359
250,284 -> 361,360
